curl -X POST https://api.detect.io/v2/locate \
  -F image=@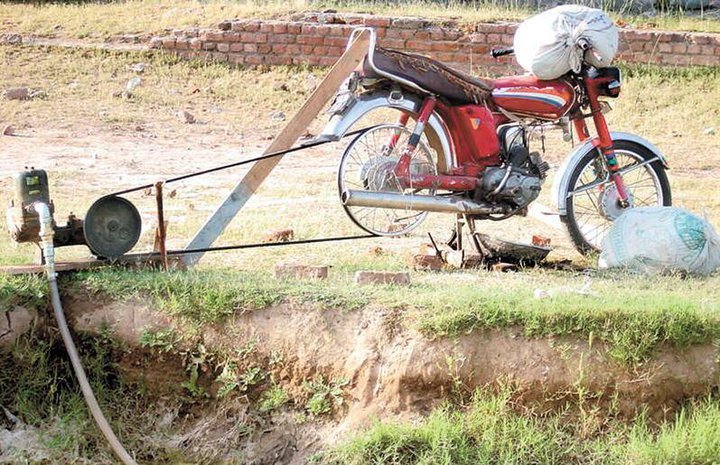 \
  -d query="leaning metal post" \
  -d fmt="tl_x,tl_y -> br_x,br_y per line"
181,30 -> 371,266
